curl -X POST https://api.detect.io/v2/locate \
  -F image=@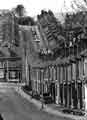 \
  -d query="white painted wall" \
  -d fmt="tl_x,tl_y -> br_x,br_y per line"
85,84 -> 87,110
